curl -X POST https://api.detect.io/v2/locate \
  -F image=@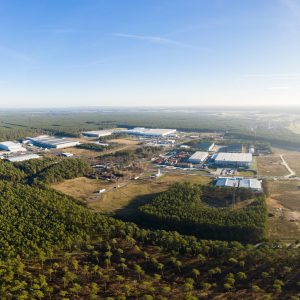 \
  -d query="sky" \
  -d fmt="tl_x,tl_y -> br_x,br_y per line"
0,0 -> 300,108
